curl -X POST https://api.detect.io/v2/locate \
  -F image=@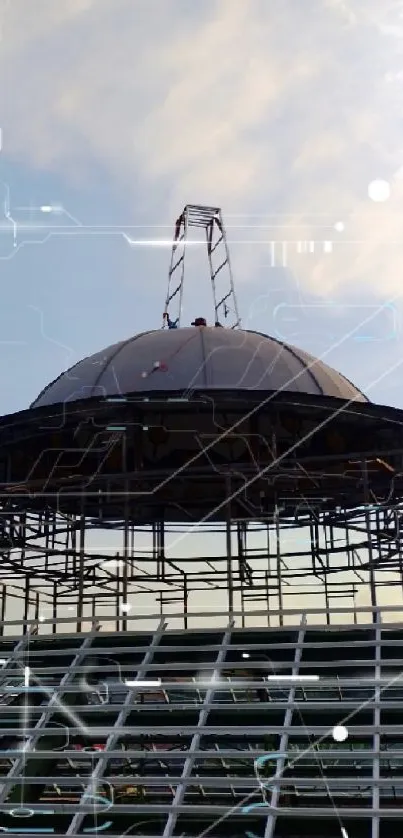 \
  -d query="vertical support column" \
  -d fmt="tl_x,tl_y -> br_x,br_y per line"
44,510 -> 50,575
77,496 -> 86,634
52,582 -> 57,635
159,519 -> 166,582
226,473 -> 234,618
183,574 -> 188,631
155,520 -> 166,581
263,613 -> 307,838
372,610 -> 381,838
115,576 -> 120,633
0,584 -> 6,636
237,522 -> 245,628
71,516 -> 77,577
362,460 -> 377,620
323,515 -> 330,625
266,523 -> 271,626
275,504 -> 283,627
122,479 -> 129,633
91,596 -> 96,623
23,576 -> 30,635
162,619 -> 234,838
265,571 -> 270,627
34,592 -> 39,624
